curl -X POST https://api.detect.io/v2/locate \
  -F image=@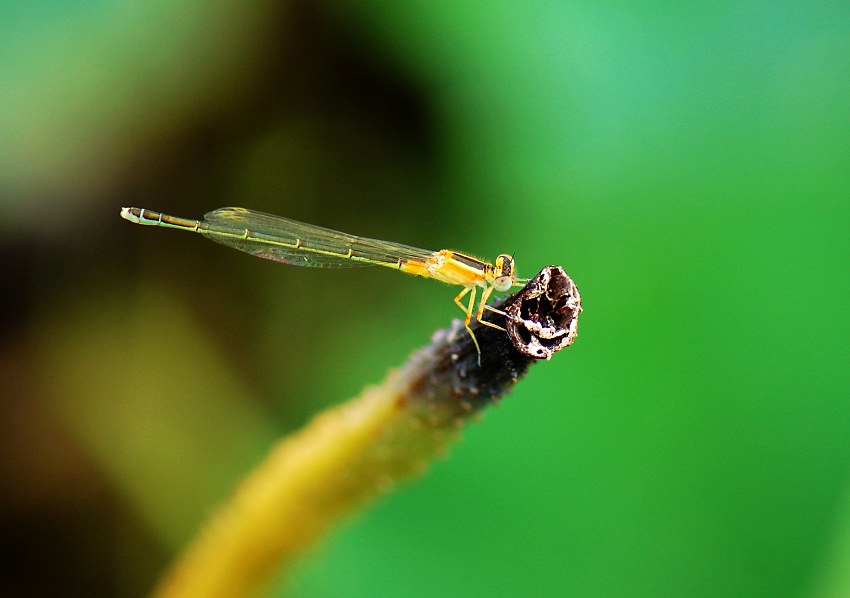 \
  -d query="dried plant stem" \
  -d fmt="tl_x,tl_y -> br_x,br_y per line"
153,266 -> 581,598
